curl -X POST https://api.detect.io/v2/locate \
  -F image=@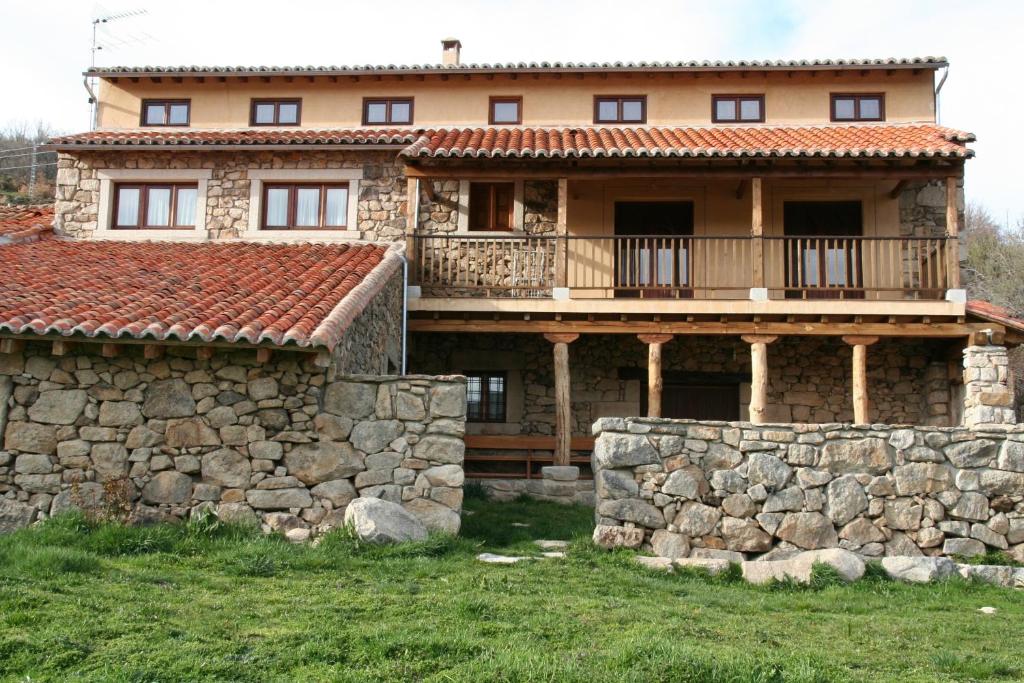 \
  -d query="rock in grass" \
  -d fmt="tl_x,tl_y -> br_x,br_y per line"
741,549 -> 864,585
673,558 -> 731,575
0,498 -> 36,533
478,553 -> 533,564
534,540 -> 569,550
344,498 -> 427,544
881,556 -> 957,583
